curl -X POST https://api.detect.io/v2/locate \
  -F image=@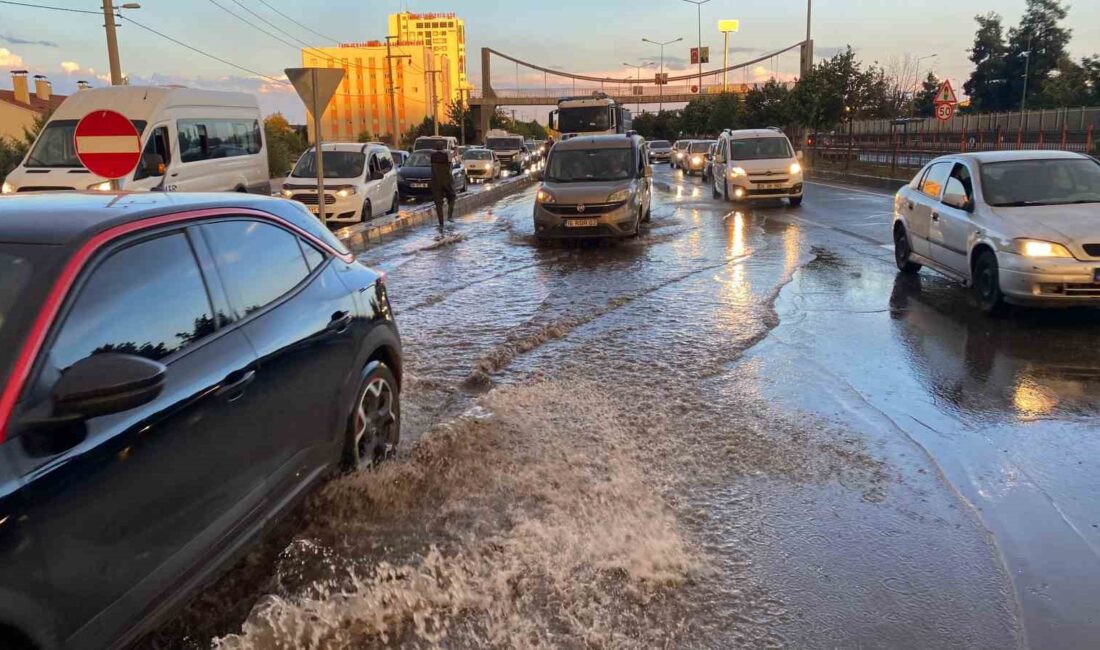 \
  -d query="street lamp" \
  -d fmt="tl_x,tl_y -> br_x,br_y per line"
642,36 -> 683,112
623,61 -> 655,114
683,0 -> 711,91
911,53 -> 937,115
102,1 -> 141,86
718,19 -> 740,93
